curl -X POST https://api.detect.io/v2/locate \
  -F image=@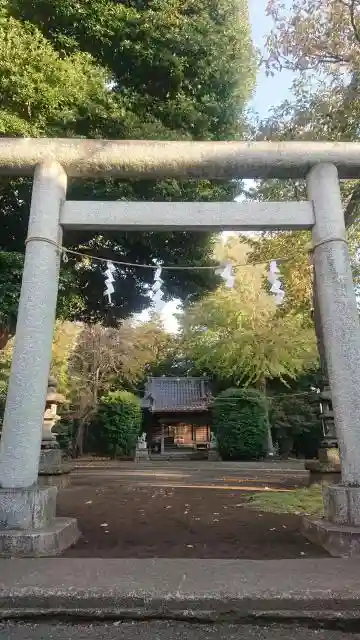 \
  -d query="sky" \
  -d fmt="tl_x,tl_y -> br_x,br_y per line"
248,0 -> 294,118
137,0 -> 295,333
